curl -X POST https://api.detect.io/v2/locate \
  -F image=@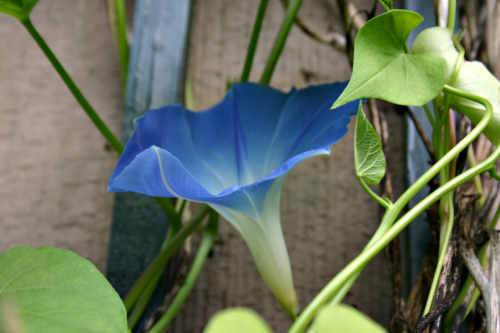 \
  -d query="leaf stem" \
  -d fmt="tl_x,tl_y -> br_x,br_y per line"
356,174 -> 392,209
20,18 -> 124,154
124,206 -> 210,312
259,0 -> 303,85
447,0 -> 456,31
240,0 -> 269,82
147,212 -> 218,333
424,104 -> 436,127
